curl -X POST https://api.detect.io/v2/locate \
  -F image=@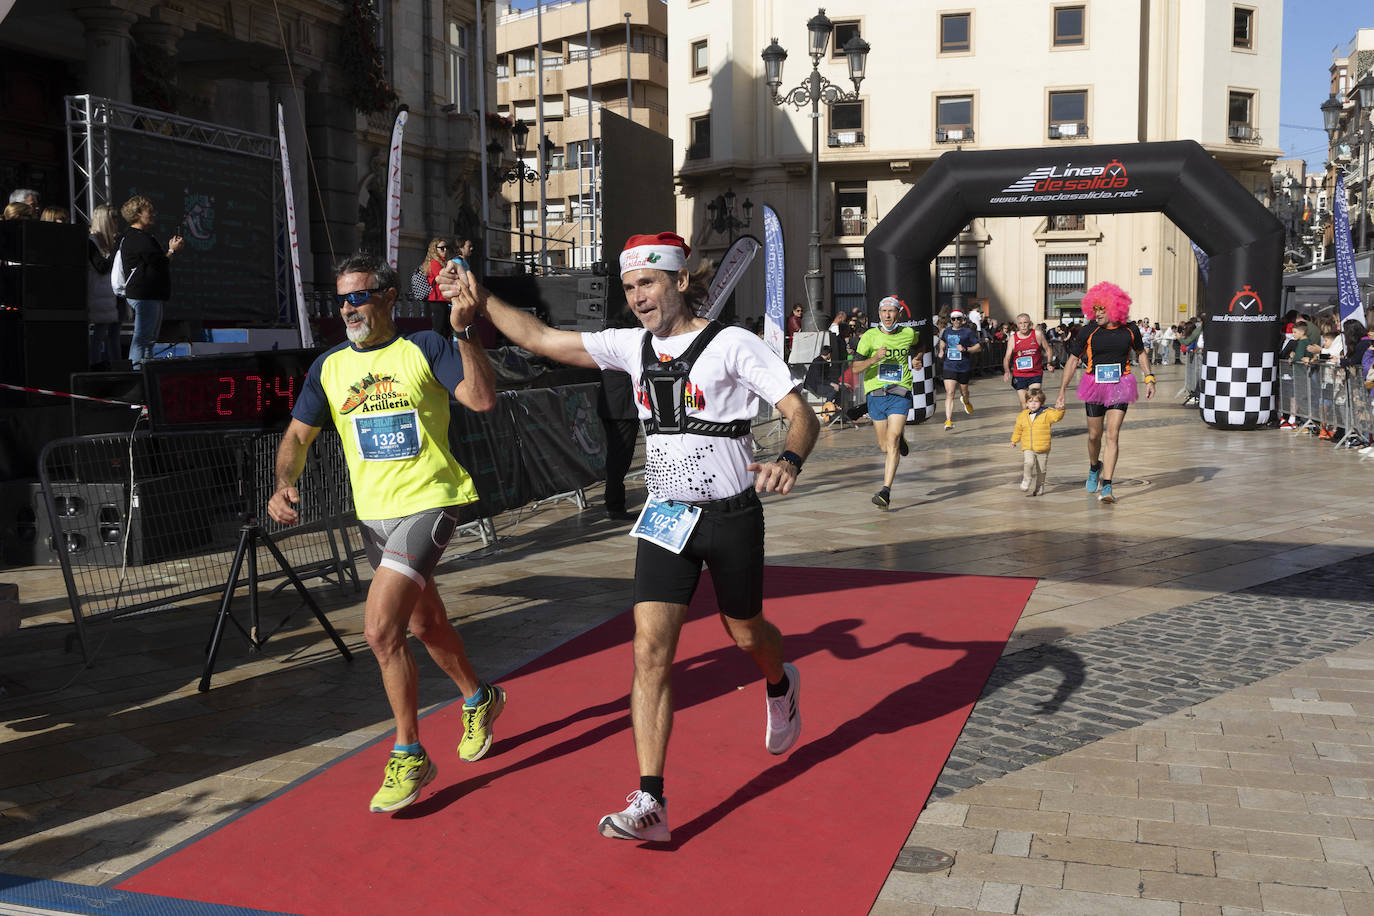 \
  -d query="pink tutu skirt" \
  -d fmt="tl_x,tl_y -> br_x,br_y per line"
1076,371 -> 1139,405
